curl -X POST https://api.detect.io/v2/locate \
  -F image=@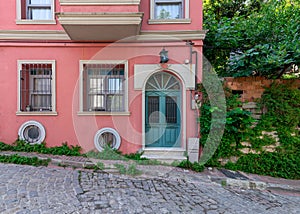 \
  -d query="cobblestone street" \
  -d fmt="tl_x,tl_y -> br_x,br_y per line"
0,163 -> 299,214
